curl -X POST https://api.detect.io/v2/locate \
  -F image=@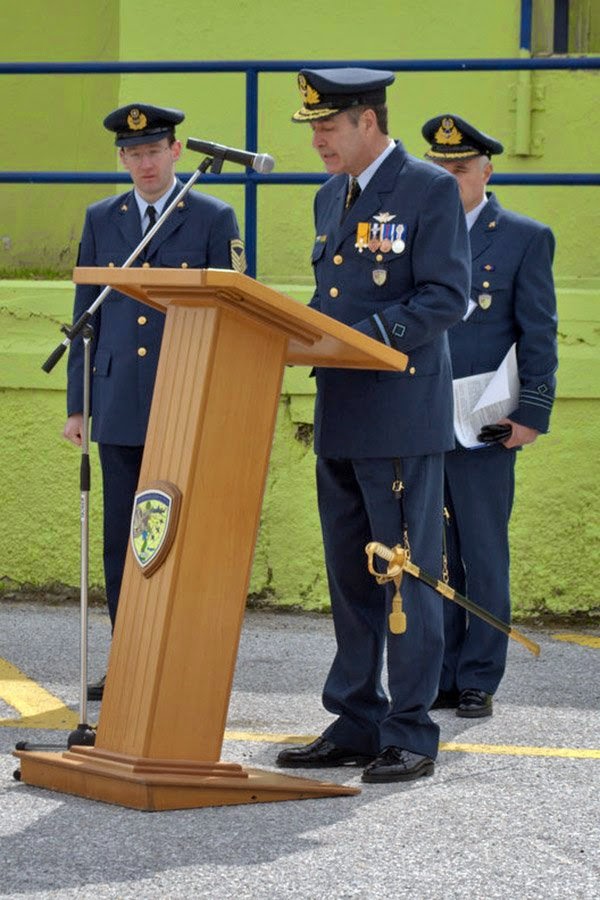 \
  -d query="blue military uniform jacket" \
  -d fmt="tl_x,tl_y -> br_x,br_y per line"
67,181 -> 240,446
451,193 -> 558,433
309,142 -> 470,458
